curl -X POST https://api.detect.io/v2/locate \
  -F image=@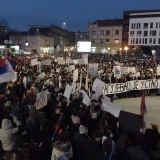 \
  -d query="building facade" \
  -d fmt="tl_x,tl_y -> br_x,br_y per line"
9,27 -> 55,53
123,10 -> 160,56
8,26 -> 76,53
88,19 -> 123,54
